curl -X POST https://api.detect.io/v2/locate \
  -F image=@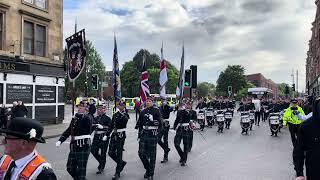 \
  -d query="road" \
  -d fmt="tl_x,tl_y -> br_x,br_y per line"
6,111 -> 297,180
